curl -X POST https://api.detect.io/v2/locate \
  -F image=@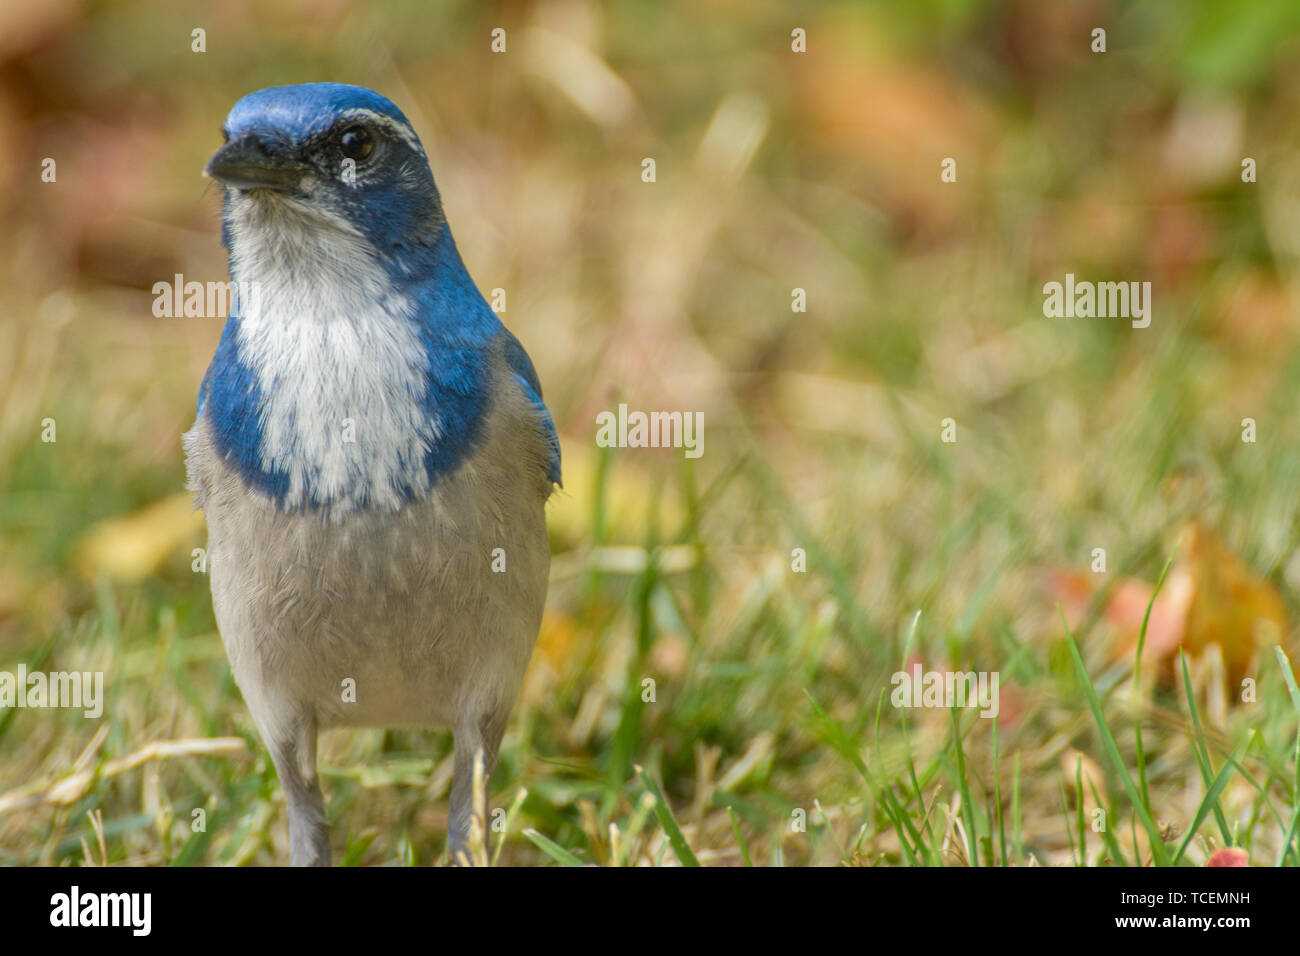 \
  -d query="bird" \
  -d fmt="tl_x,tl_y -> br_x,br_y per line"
183,82 -> 561,866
